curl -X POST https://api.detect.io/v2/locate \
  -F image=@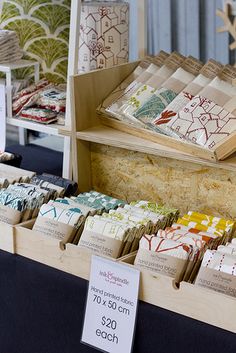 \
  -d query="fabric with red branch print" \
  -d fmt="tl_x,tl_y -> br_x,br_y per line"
165,95 -> 236,149
139,235 -> 192,260
157,228 -> 206,260
154,110 -> 176,126
152,90 -> 195,132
